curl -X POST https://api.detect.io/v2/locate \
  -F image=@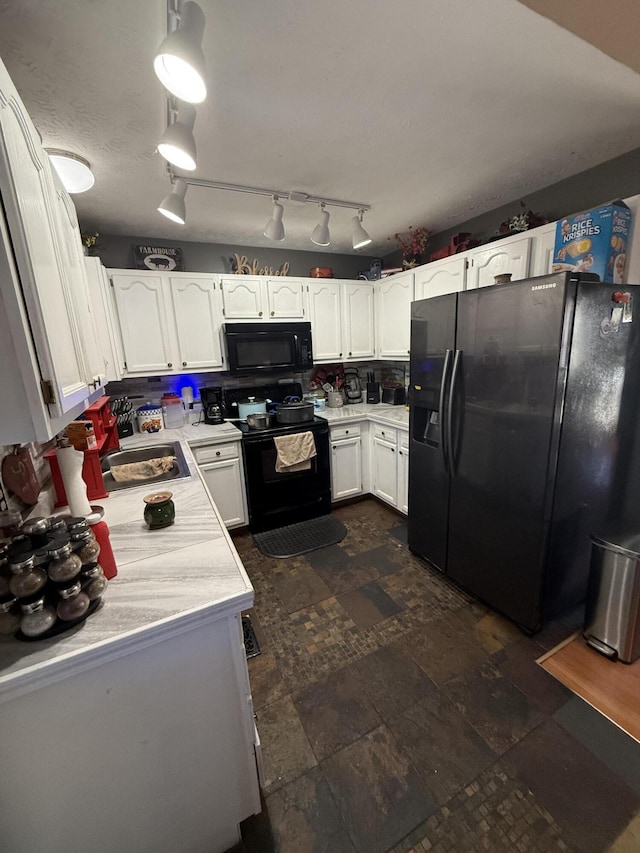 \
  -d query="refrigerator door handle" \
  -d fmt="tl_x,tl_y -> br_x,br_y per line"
439,348 -> 452,471
447,349 -> 462,476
